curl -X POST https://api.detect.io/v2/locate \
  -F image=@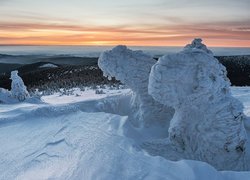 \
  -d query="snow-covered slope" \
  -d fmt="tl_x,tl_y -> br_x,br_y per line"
0,87 -> 250,179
